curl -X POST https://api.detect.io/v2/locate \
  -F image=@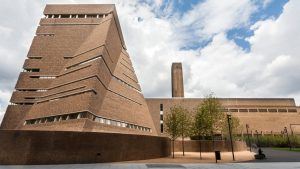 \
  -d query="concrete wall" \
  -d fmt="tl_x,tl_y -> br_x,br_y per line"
174,140 -> 247,152
0,130 -> 170,165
